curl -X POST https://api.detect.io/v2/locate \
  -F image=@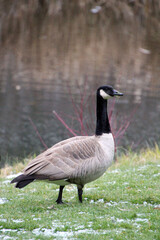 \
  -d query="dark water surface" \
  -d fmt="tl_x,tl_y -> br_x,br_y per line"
0,5 -> 160,166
